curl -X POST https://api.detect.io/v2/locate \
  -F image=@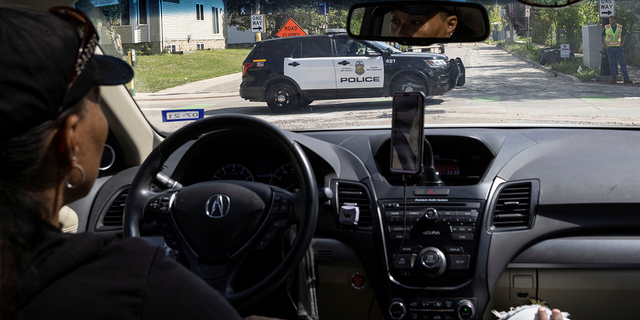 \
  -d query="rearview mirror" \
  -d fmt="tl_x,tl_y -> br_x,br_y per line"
348,1 -> 490,45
